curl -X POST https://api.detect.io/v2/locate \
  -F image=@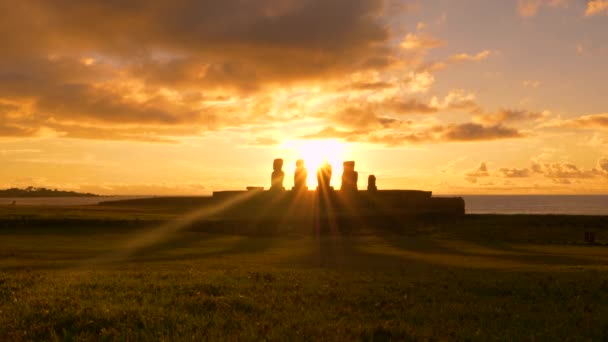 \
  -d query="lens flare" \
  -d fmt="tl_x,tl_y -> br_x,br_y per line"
282,139 -> 347,187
